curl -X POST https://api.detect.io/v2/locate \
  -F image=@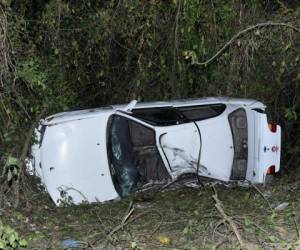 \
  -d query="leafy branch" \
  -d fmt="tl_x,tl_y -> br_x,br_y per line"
192,22 -> 300,67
